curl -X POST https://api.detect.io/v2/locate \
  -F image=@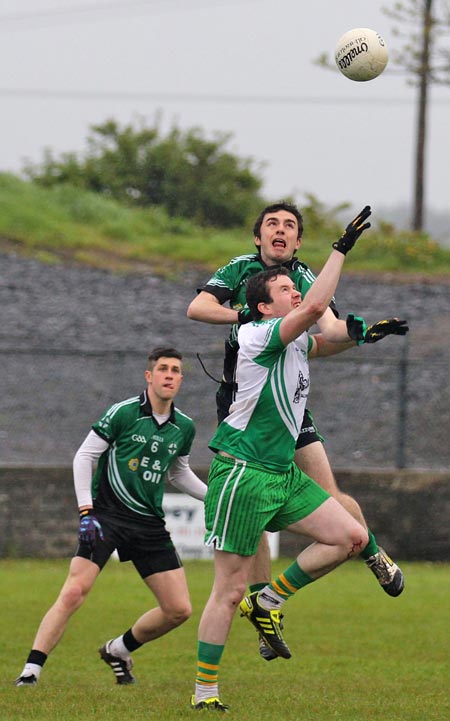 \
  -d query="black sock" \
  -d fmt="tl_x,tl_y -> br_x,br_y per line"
27,649 -> 48,667
122,628 -> 143,653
